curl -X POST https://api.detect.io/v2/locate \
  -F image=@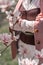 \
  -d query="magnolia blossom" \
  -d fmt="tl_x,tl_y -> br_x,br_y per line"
0,33 -> 19,46
0,0 -> 15,8
0,33 -> 11,43
0,0 -> 15,12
